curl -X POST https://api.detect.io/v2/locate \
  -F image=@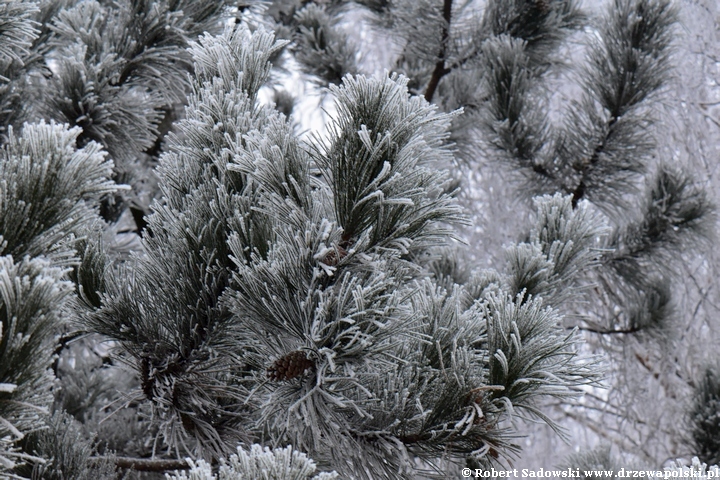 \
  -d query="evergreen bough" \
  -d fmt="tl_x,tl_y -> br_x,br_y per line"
258,0 -> 715,339
253,0 -> 718,466
0,121 -> 117,476
692,367 -> 720,467
85,24 -> 604,478
476,0 -> 714,339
